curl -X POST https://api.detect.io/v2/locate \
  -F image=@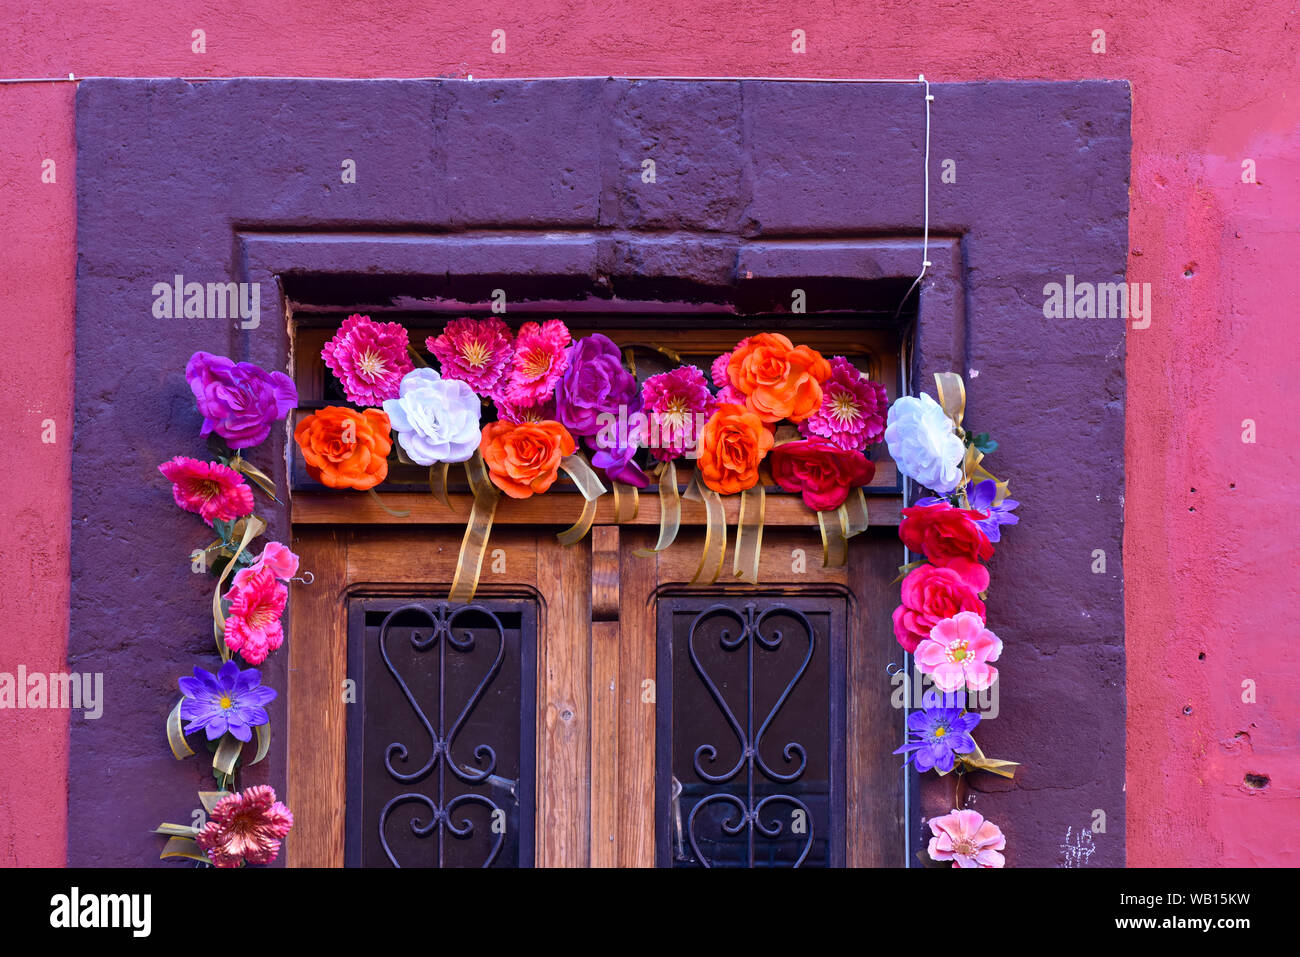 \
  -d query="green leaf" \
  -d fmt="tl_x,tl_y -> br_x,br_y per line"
212,519 -> 234,543
970,432 -> 998,454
